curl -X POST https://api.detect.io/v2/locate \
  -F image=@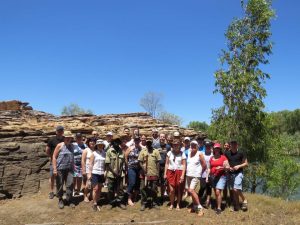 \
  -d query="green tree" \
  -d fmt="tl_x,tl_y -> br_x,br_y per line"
210,0 -> 275,193
187,121 -> 209,132
61,103 -> 93,116
158,111 -> 183,126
